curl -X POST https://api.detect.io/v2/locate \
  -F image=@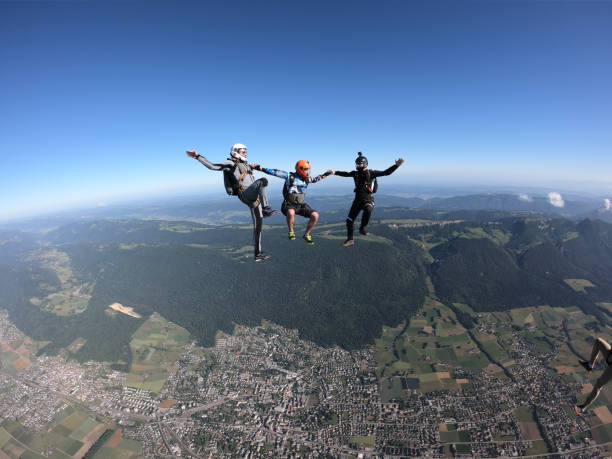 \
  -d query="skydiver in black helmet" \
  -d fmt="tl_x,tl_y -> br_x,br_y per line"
331,152 -> 404,247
